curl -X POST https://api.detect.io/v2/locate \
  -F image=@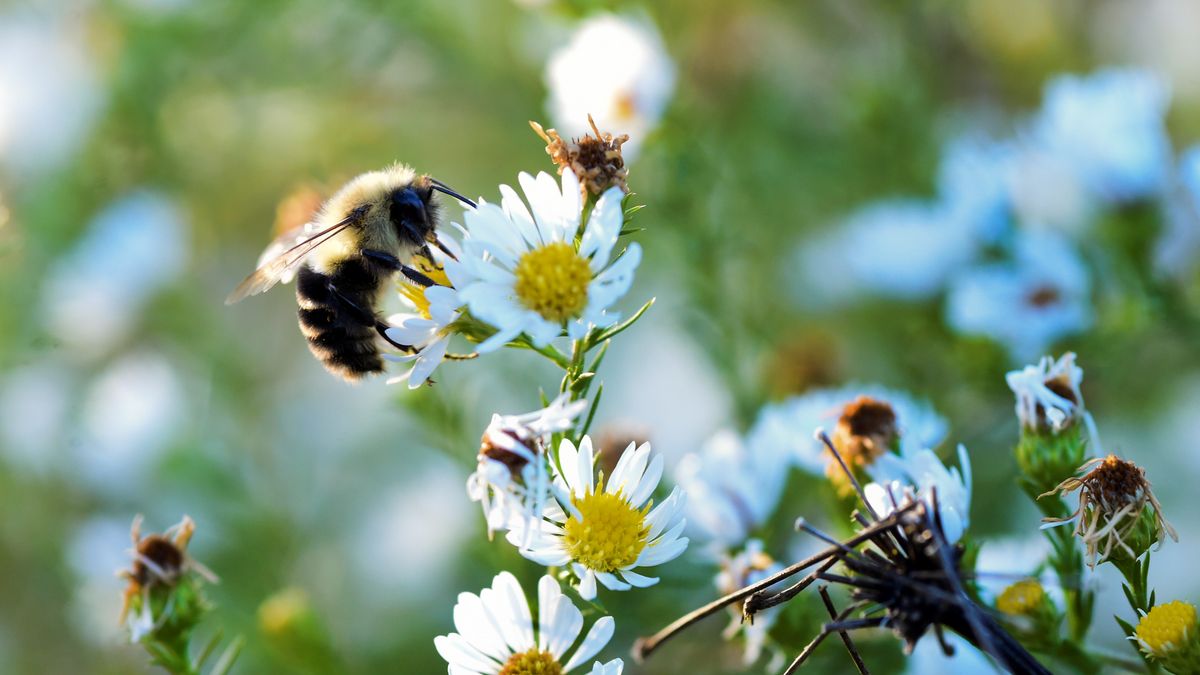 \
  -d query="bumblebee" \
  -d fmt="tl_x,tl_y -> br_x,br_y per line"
226,165 -> 473,381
